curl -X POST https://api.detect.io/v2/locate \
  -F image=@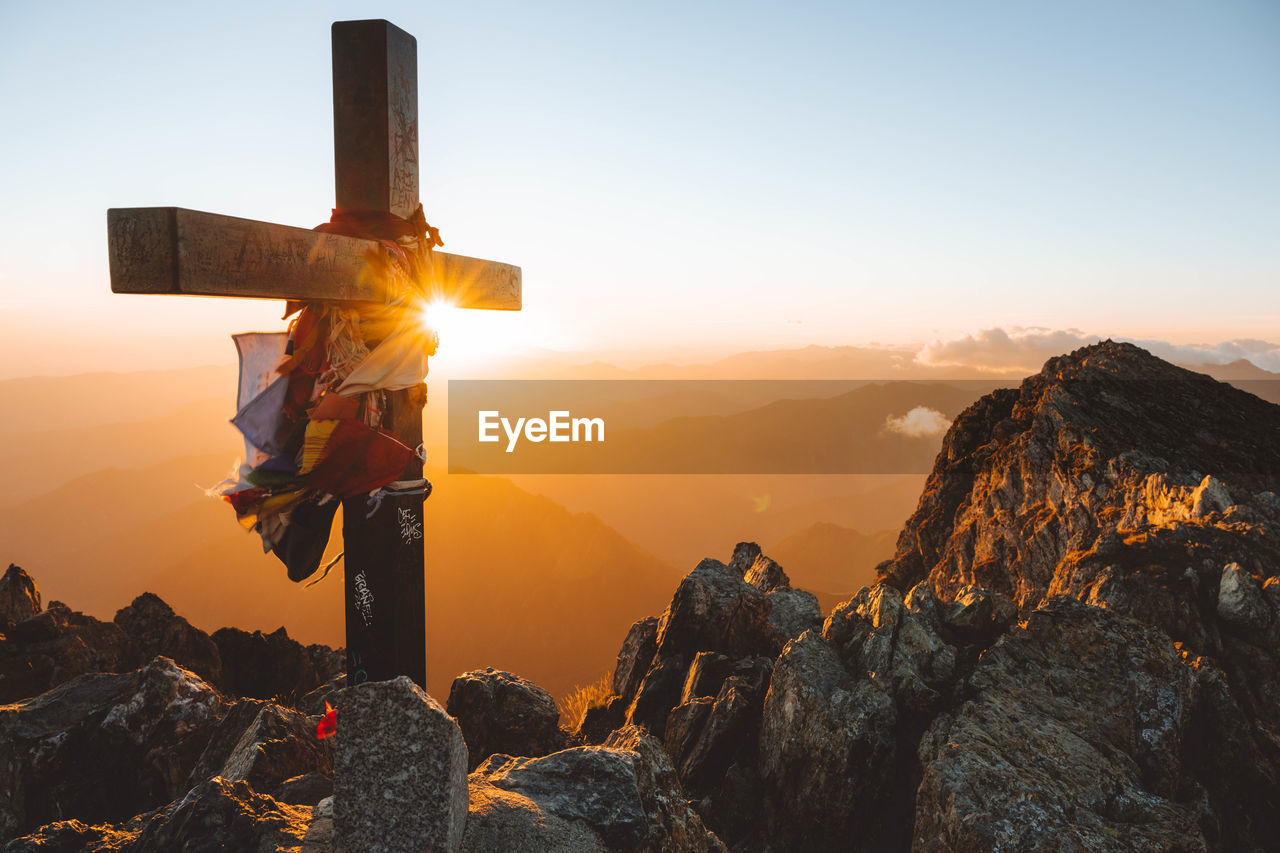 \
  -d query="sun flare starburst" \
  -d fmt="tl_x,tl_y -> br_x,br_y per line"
417,296 -> 464,337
